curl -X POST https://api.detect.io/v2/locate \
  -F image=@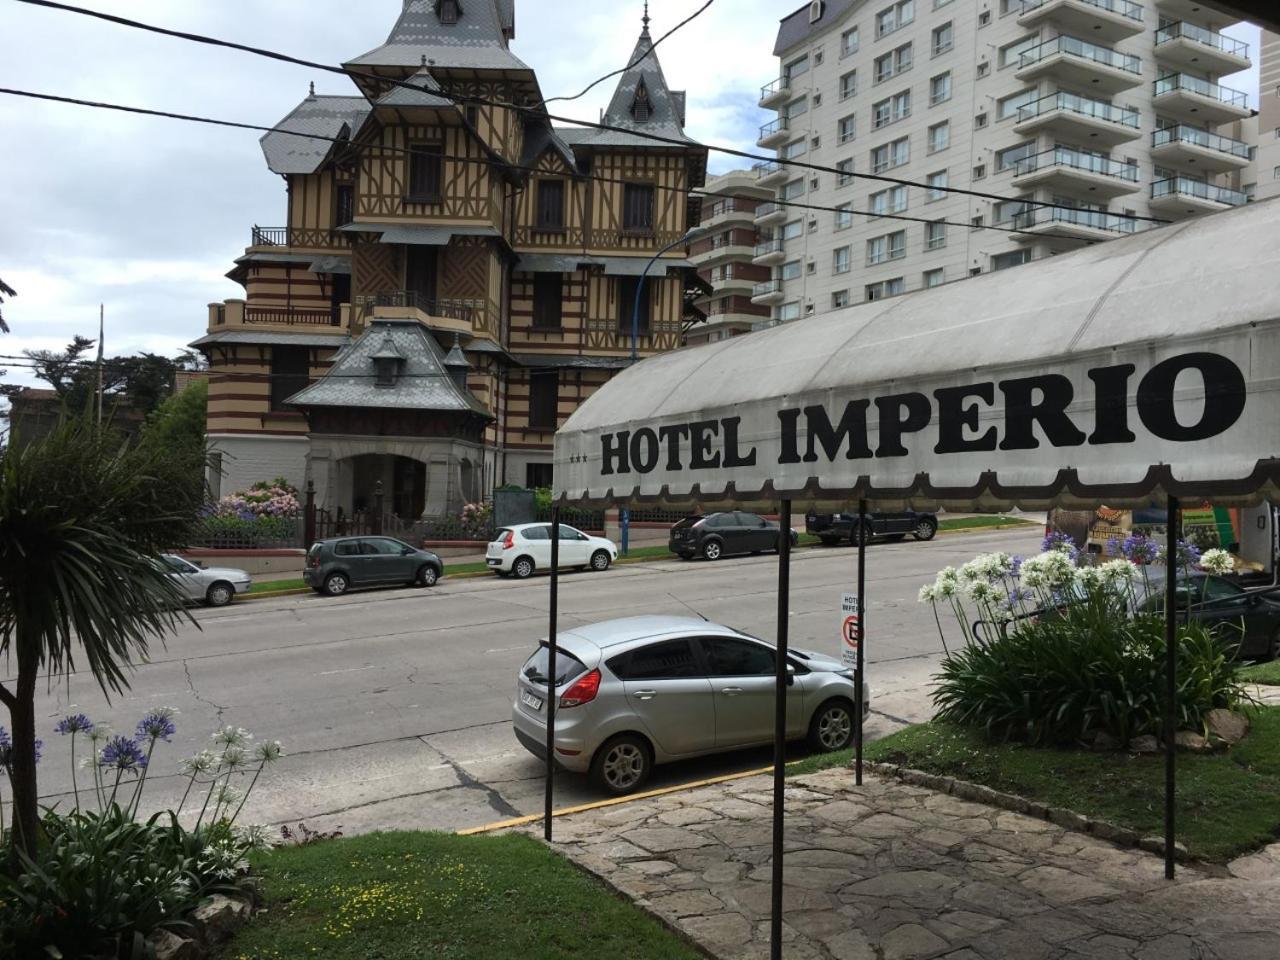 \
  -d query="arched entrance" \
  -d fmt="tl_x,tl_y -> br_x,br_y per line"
344,454 -> 427,518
